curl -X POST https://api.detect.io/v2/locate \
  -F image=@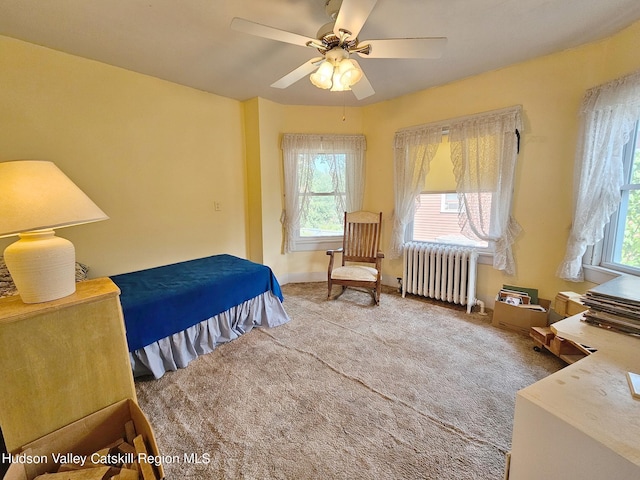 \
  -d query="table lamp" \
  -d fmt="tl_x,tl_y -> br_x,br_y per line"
0,160 -> 108,303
